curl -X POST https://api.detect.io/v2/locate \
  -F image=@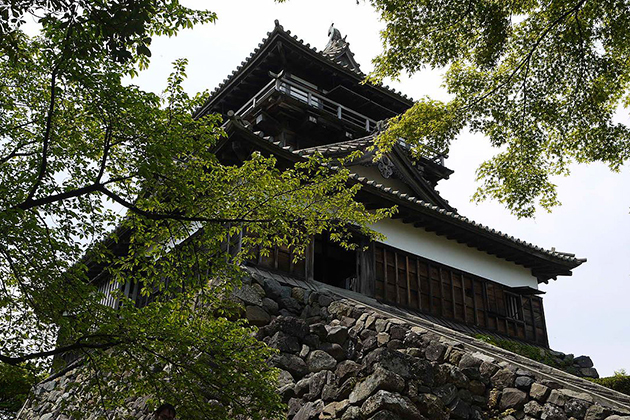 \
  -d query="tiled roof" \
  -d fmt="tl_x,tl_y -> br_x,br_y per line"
296,136 -> 376,156
344,172 -> 584,265
228,119 -> 585,270
196,20 -> 413,118
322,23 -> 361,72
